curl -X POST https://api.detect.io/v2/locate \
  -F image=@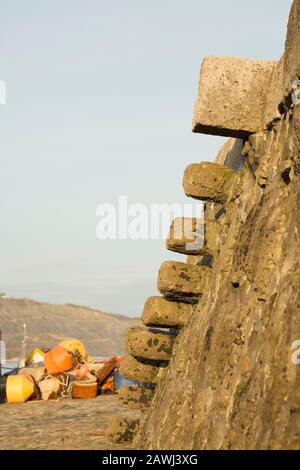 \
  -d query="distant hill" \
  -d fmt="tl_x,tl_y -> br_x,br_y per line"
0,298 -> 140,359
